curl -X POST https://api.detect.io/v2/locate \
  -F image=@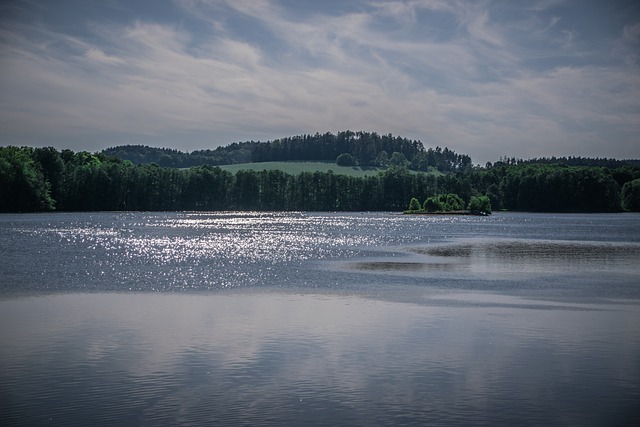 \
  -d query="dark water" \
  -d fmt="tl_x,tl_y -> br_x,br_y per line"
1,212 -> 639,426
